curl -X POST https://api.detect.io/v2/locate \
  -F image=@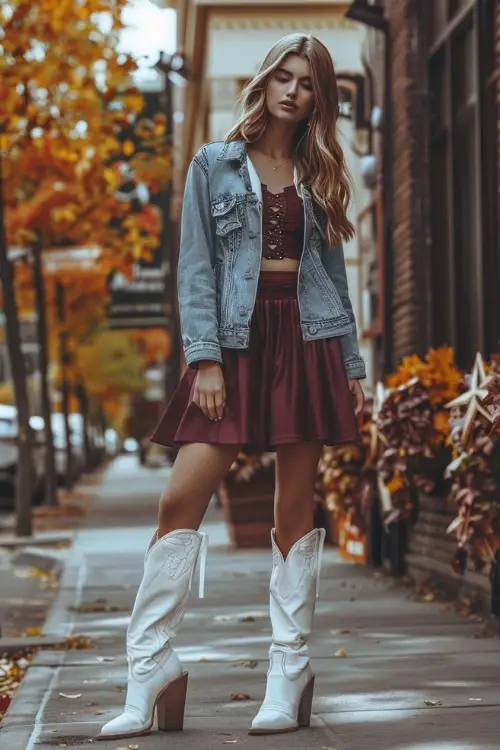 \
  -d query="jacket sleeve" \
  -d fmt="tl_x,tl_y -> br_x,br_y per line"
177,151 -> 222,367
321,242 -> 366,380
